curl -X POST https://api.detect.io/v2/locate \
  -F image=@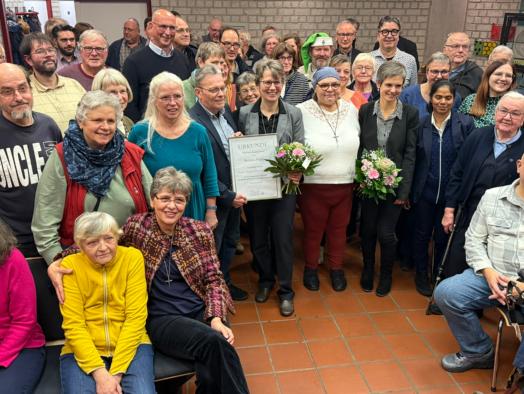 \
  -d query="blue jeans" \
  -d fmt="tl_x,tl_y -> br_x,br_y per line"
434,268 -> 501,356
60,344 -> 155,394
0,347 -> 45,393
